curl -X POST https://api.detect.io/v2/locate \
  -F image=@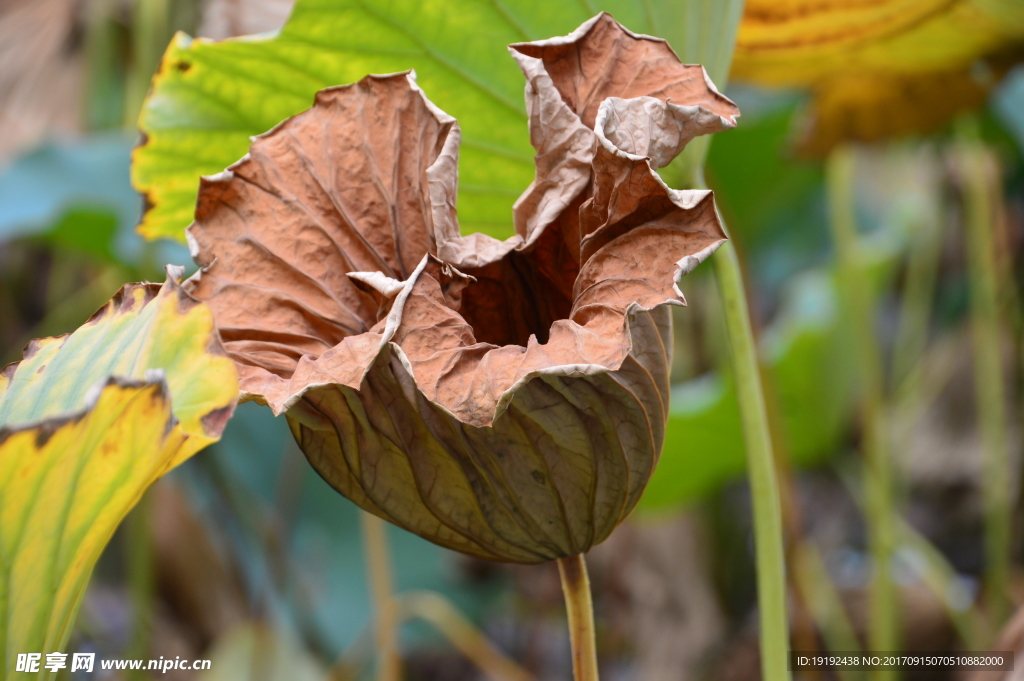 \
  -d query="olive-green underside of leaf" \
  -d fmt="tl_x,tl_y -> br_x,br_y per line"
0,380 -> 175,680
132,0 -> 697,243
